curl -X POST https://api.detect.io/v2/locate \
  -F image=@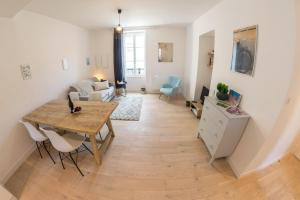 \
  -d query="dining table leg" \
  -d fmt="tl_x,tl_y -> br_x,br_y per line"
106,118 -> 115,137
90,134 -> 102,165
